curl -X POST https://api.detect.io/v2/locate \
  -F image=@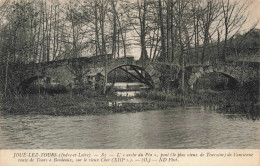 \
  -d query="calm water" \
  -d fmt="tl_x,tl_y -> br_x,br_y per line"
1,106 -> 259,149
